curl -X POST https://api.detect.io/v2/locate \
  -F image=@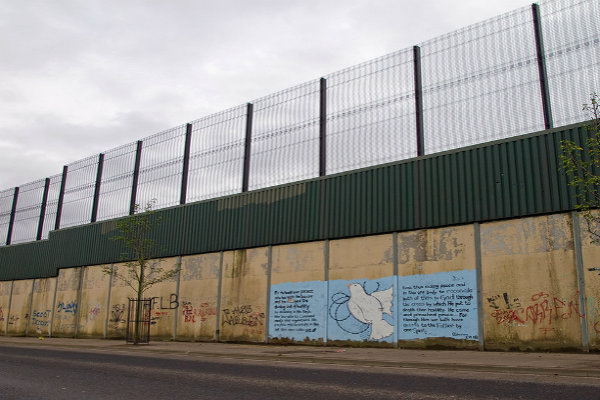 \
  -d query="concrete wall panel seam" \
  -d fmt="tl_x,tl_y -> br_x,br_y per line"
74,267 -> 85,338
265,246 -> 272,343
324,240 -> 329,344
49,276 -> 59,337
572,212 -> 589,352
173,256 -> 182,341
5,281 -> 14,335
104,264 -> 114,339
215,252 -> 223,341
474,222 -> 484,351
25,280 -> 35,336
393,232 -> 399,348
